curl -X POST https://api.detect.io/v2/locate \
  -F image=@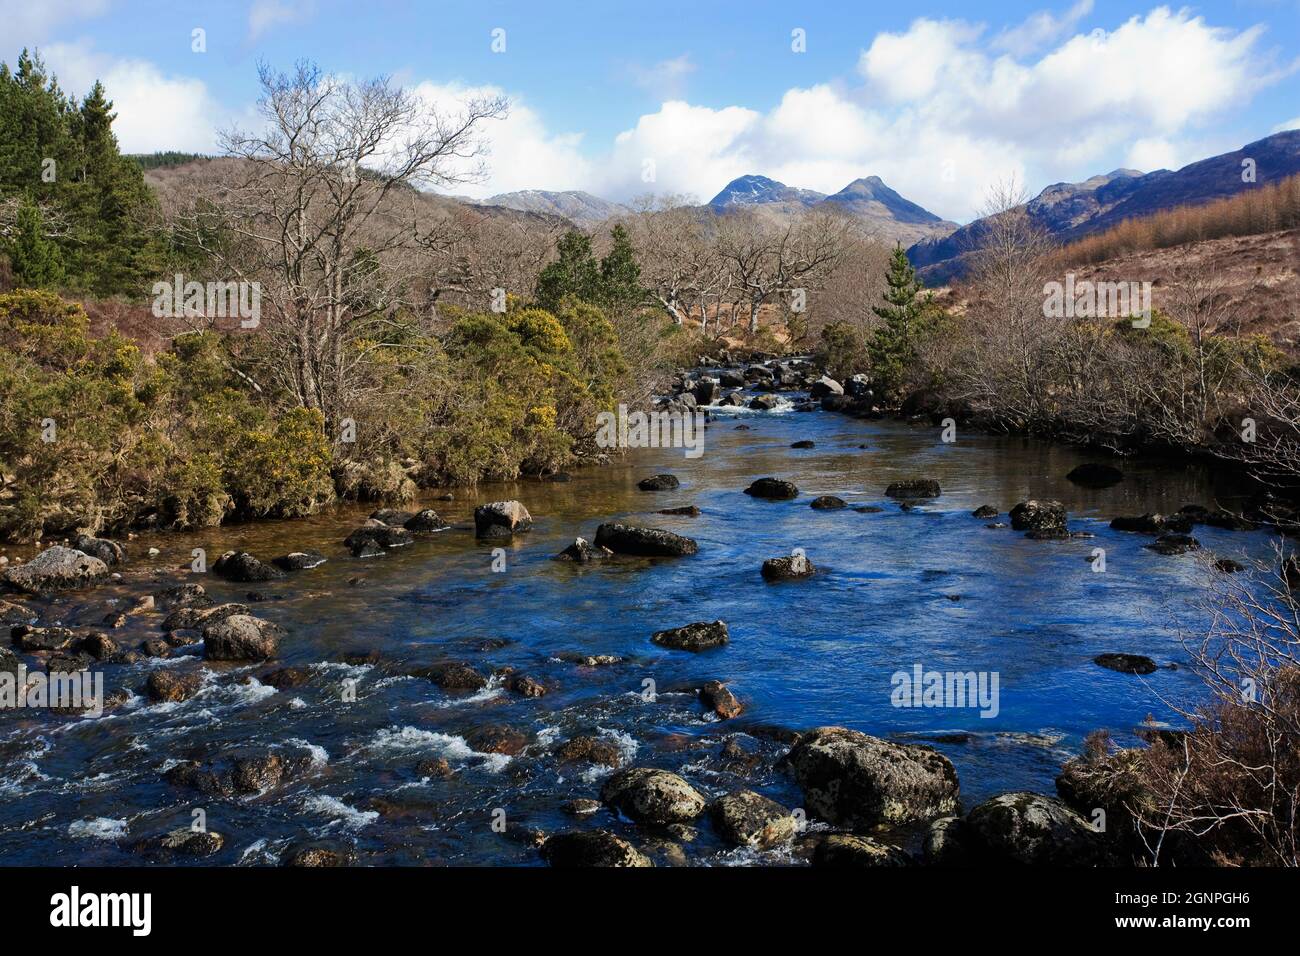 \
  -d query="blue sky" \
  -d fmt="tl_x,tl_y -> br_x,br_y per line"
5,0 -> 1299,221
